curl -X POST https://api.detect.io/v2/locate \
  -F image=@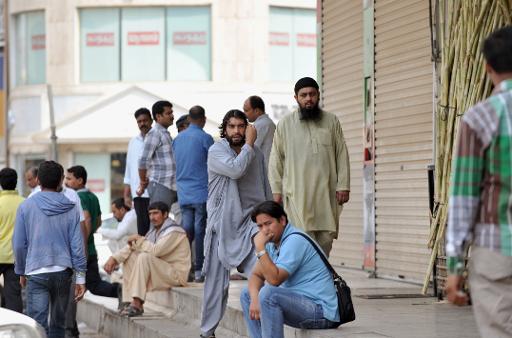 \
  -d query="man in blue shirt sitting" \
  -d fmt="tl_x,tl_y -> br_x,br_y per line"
240,201 -> 339,338
172,105 -> 214,282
